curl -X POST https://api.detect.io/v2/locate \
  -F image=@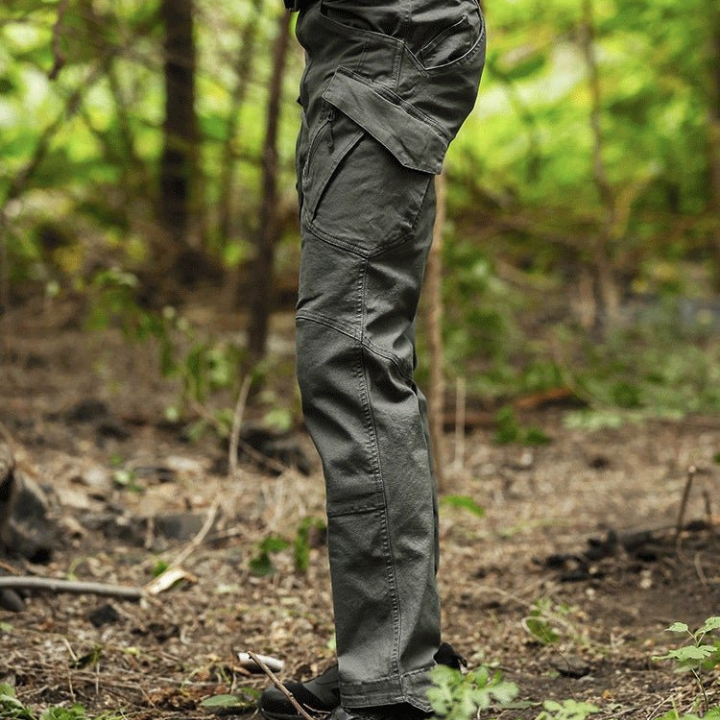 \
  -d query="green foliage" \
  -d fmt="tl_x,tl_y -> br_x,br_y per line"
653,617 -> 720,714
428,665 -> 519,719
533,699 -> 599,720
656,709 -> 720,720
440,495 -> 485,518
248,534 -> 291,576
494,407 -> 551,446
523,599 -> 562,645
199,689 -> 260,711
293,517 -> 326,574
653,618 -> 720,671
0,684 -> 123,720
571,321 -> 720,417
